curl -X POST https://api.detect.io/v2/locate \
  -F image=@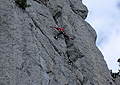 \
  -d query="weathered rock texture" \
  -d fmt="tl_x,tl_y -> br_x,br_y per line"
115,77 -> 120,85
0,0 -> 118,85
